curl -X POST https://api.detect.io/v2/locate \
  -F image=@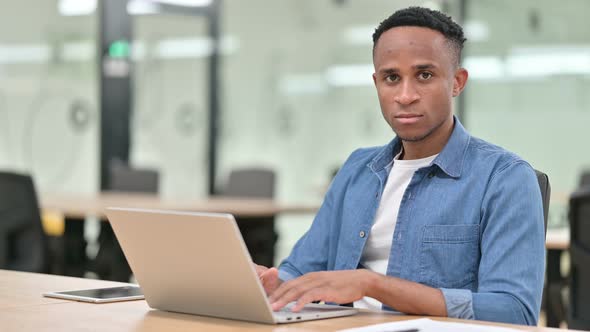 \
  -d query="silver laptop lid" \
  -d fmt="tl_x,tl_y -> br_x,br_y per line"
105,207 -> 276,324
